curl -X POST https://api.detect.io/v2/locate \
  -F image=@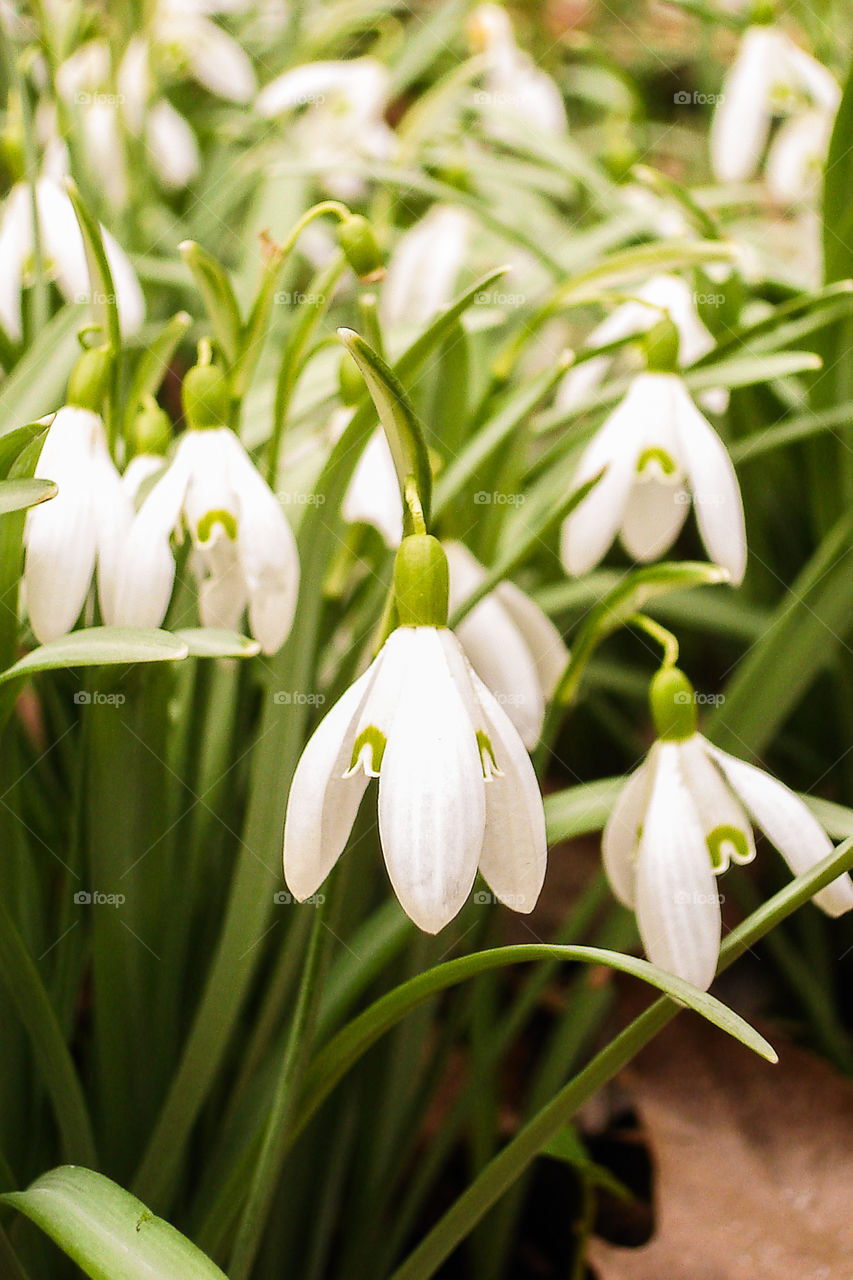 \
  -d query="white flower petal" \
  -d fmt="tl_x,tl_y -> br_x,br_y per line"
711,26 -> 775,183
0,185 -> 30,340
766,110 -> 830,204
283,666 -> 377,901
679,736 -> 755,873
380,205 -> 469,330
378,629 -> 485,933
619,475 -> 690,562
493,577 -> 568,698
342,428 -> 403,549
469,669 -> 547,914
179,16 -> 256,102
147,99 -> 200,189
602,760 -> 652,908
709,745 -> 853,917
197,528 -> 247,631
672,381 -> 746,583
635,742 -> 721,990
92,441 -> 134,626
